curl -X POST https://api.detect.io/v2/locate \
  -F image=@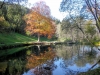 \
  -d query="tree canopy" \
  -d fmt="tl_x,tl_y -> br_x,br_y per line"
0,1 -> 29,32
24,1 -> 56,41
60,0 -> 100,33
32,1 -> 51,18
